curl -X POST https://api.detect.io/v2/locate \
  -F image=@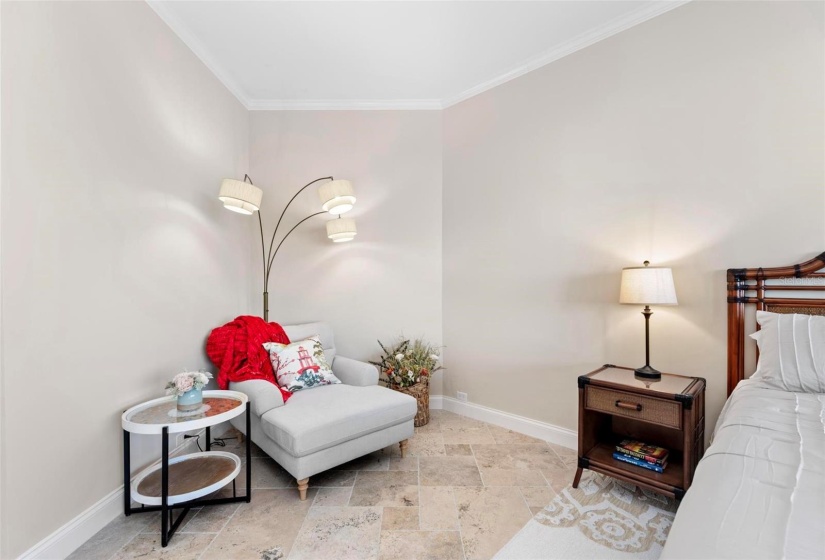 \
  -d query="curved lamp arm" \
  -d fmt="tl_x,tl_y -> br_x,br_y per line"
241,174 -> 268,294
266,177 -> 333,272
257,212 -> 266,290
266,211 -> 327,280
241,175 -> 334,321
